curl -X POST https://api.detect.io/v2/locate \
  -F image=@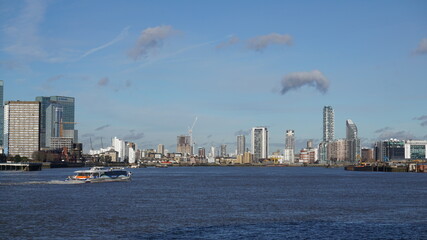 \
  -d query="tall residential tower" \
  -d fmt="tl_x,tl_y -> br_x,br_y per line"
346,119 -> 361,162
323,106 -> 334,142
237,135 -> 245,155
251,127 -> 268,162
284,130 -> 295,163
